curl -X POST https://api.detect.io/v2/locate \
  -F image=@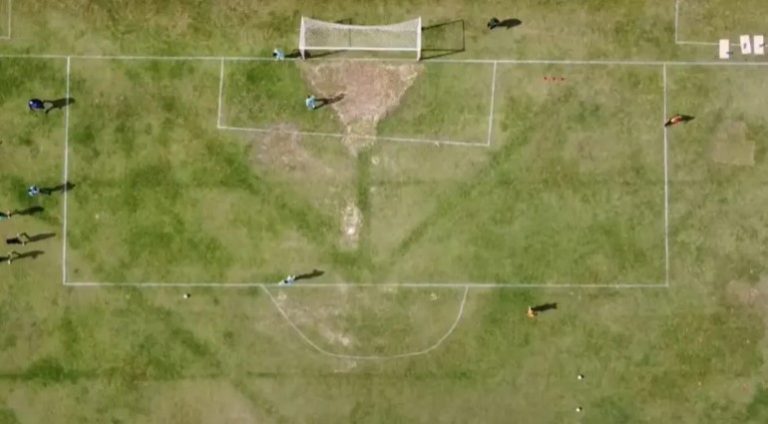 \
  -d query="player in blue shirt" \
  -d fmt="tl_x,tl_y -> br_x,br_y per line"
305,95 -> 316,110
28,98 -> 46,112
